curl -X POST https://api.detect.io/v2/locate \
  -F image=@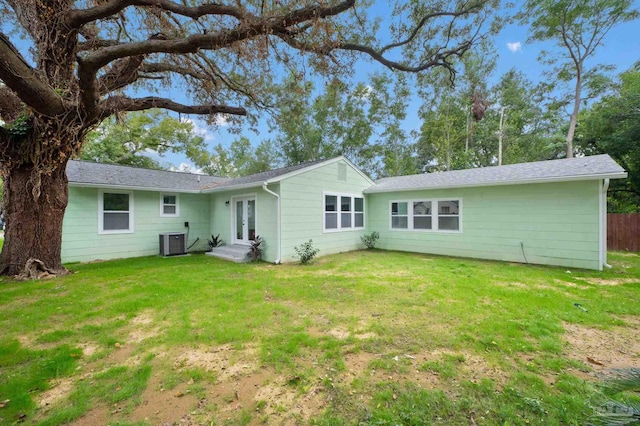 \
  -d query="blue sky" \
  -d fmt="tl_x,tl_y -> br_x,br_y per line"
162,1 -> 640,171
3,1 -> 639,171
